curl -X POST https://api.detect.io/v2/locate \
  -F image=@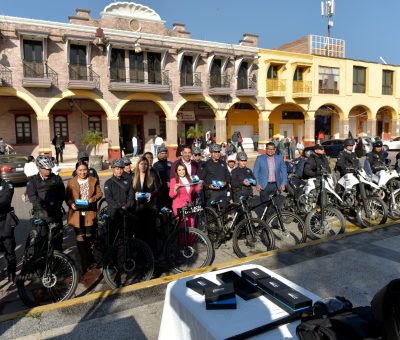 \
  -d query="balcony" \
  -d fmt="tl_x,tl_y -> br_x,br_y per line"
266,79 -> 286,97
208,74 -> 232,95
292,80 -> 312,98
68,65 -> 100,90
179,72 -> 203,94
0,64 -> 12,86
236,77 -> 257,96
22,61 -> 58,88
108,67 -> 171,93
